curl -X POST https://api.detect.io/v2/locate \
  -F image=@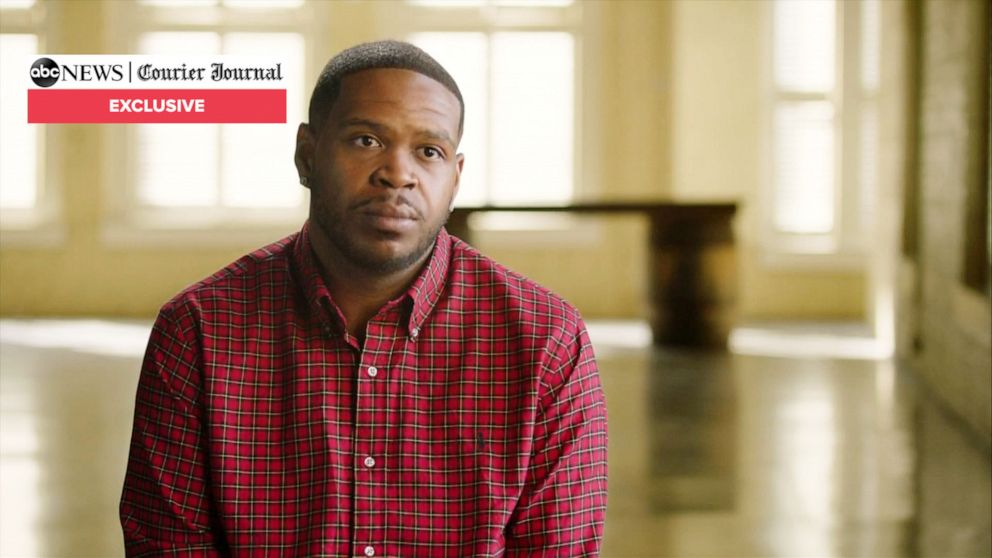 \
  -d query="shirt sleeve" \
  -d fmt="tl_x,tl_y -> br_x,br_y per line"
120,304 -> 226,557
505,321 -> 609,557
